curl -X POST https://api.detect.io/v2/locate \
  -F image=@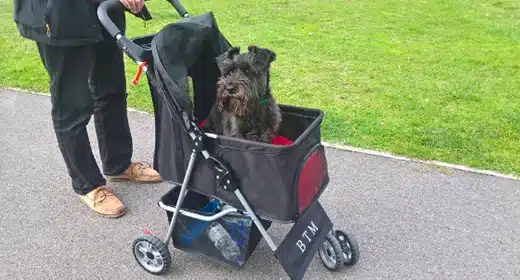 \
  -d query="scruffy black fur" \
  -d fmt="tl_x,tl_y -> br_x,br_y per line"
203,45 -> 282,143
